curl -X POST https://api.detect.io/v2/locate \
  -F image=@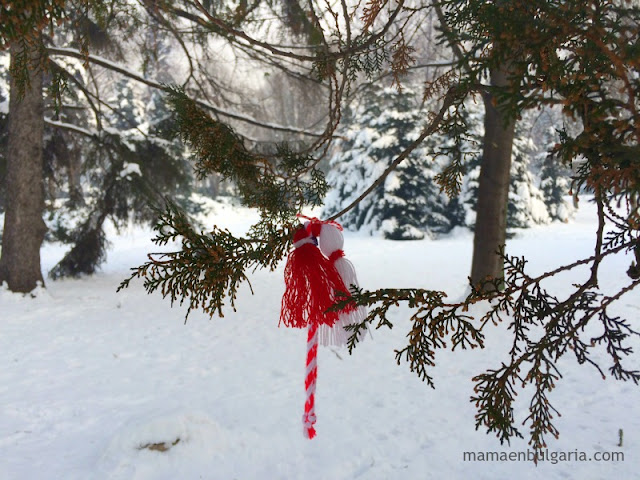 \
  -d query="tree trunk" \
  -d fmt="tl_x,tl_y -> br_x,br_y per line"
470,66 -> 516,291
0,38 -> 47,292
